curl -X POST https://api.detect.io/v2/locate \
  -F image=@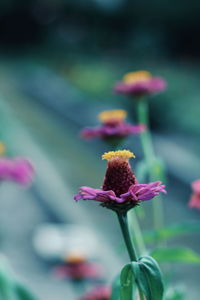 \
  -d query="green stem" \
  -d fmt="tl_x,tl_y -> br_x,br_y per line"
117,212 -> 145,300
137,100 -> 155,164
117,212 -> 137,261
137,100 -> 164,231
